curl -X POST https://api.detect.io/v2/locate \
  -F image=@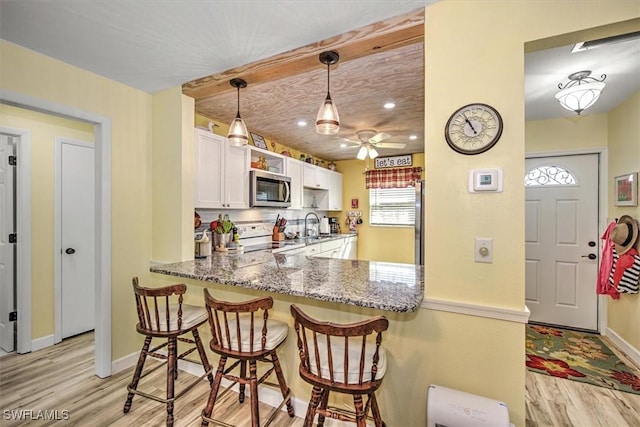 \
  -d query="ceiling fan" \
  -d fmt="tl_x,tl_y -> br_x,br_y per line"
342,129 -> 406,160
